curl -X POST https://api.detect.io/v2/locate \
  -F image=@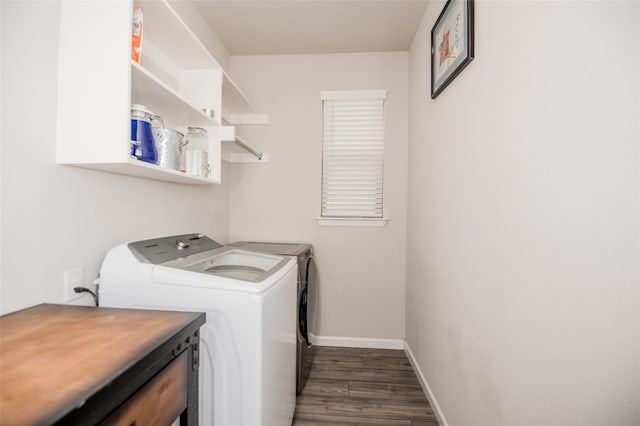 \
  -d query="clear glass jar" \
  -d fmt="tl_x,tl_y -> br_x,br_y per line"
184,127 -> 209,177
